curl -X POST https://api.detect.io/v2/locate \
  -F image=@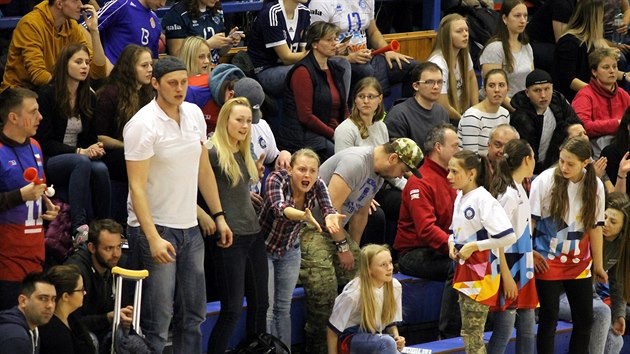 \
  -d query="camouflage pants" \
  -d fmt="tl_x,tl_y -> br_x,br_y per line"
459,293 -> 489,354
299,226 -> 360,354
